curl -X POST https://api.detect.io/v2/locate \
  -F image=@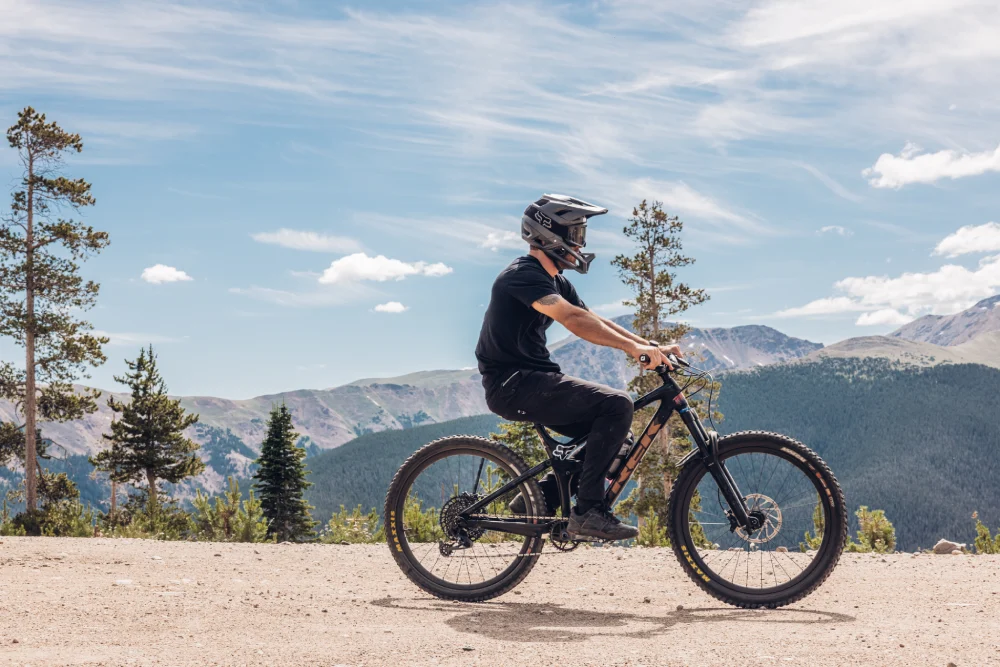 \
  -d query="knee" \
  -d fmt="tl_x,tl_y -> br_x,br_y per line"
603,391 -> 634,422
